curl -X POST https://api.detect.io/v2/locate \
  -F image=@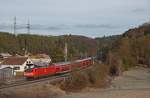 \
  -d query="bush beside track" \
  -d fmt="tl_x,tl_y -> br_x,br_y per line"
59,61 -> 111,91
